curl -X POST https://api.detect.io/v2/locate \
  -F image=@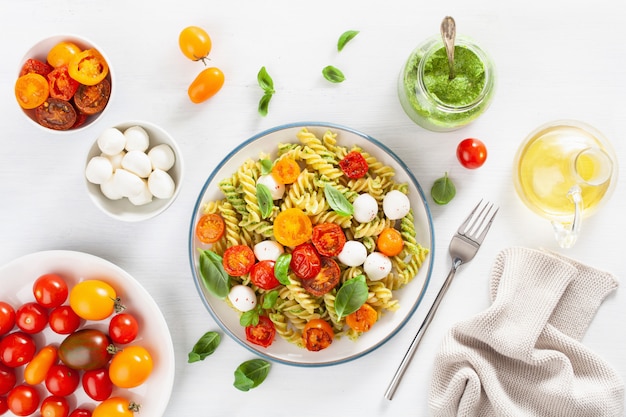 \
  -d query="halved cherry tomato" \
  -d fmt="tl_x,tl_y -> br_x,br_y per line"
68,48 -> 109,86
73,78 -> 111,115
179,26 -> 212,62
222,245 -> 255,277
24,345 -> 57,385
16,302 -> 48,334
196,213 -> 225,244
69,279 -> 121,321
250,260 -> 280,290
0,302 -> 15,336
40,395 -> 69,417
273,208 -> 312,247
33,273 -> 69,308
0,332 -> 36,368
271,158 -> 301,184
301,256 -> 340,296
47,66 -> 80,100
15,73 -> 49,109
188,67 -> 224,103
58,329 -> 112,371
376,227 -> 404,257
47,41 -> 81,68
72,111 -> 88,129
48,306 -> 81,335
0,362 -> 16,395
339,150 -> 369,179
45,364 -> 80,397
7,385 -> 40,416
20,59 -> 53,77
108,313 -> 139,345
346,303 -> 378,332
93,397 -> 139,417
82,368 -> 113,401
109,346 -> 153,389
311,223 -> 346,257
245,315 -> 276,348
35,98 -> 77,130
290,243 -> 321,280
302,318 -> 334,351
456,138 -> 487,169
